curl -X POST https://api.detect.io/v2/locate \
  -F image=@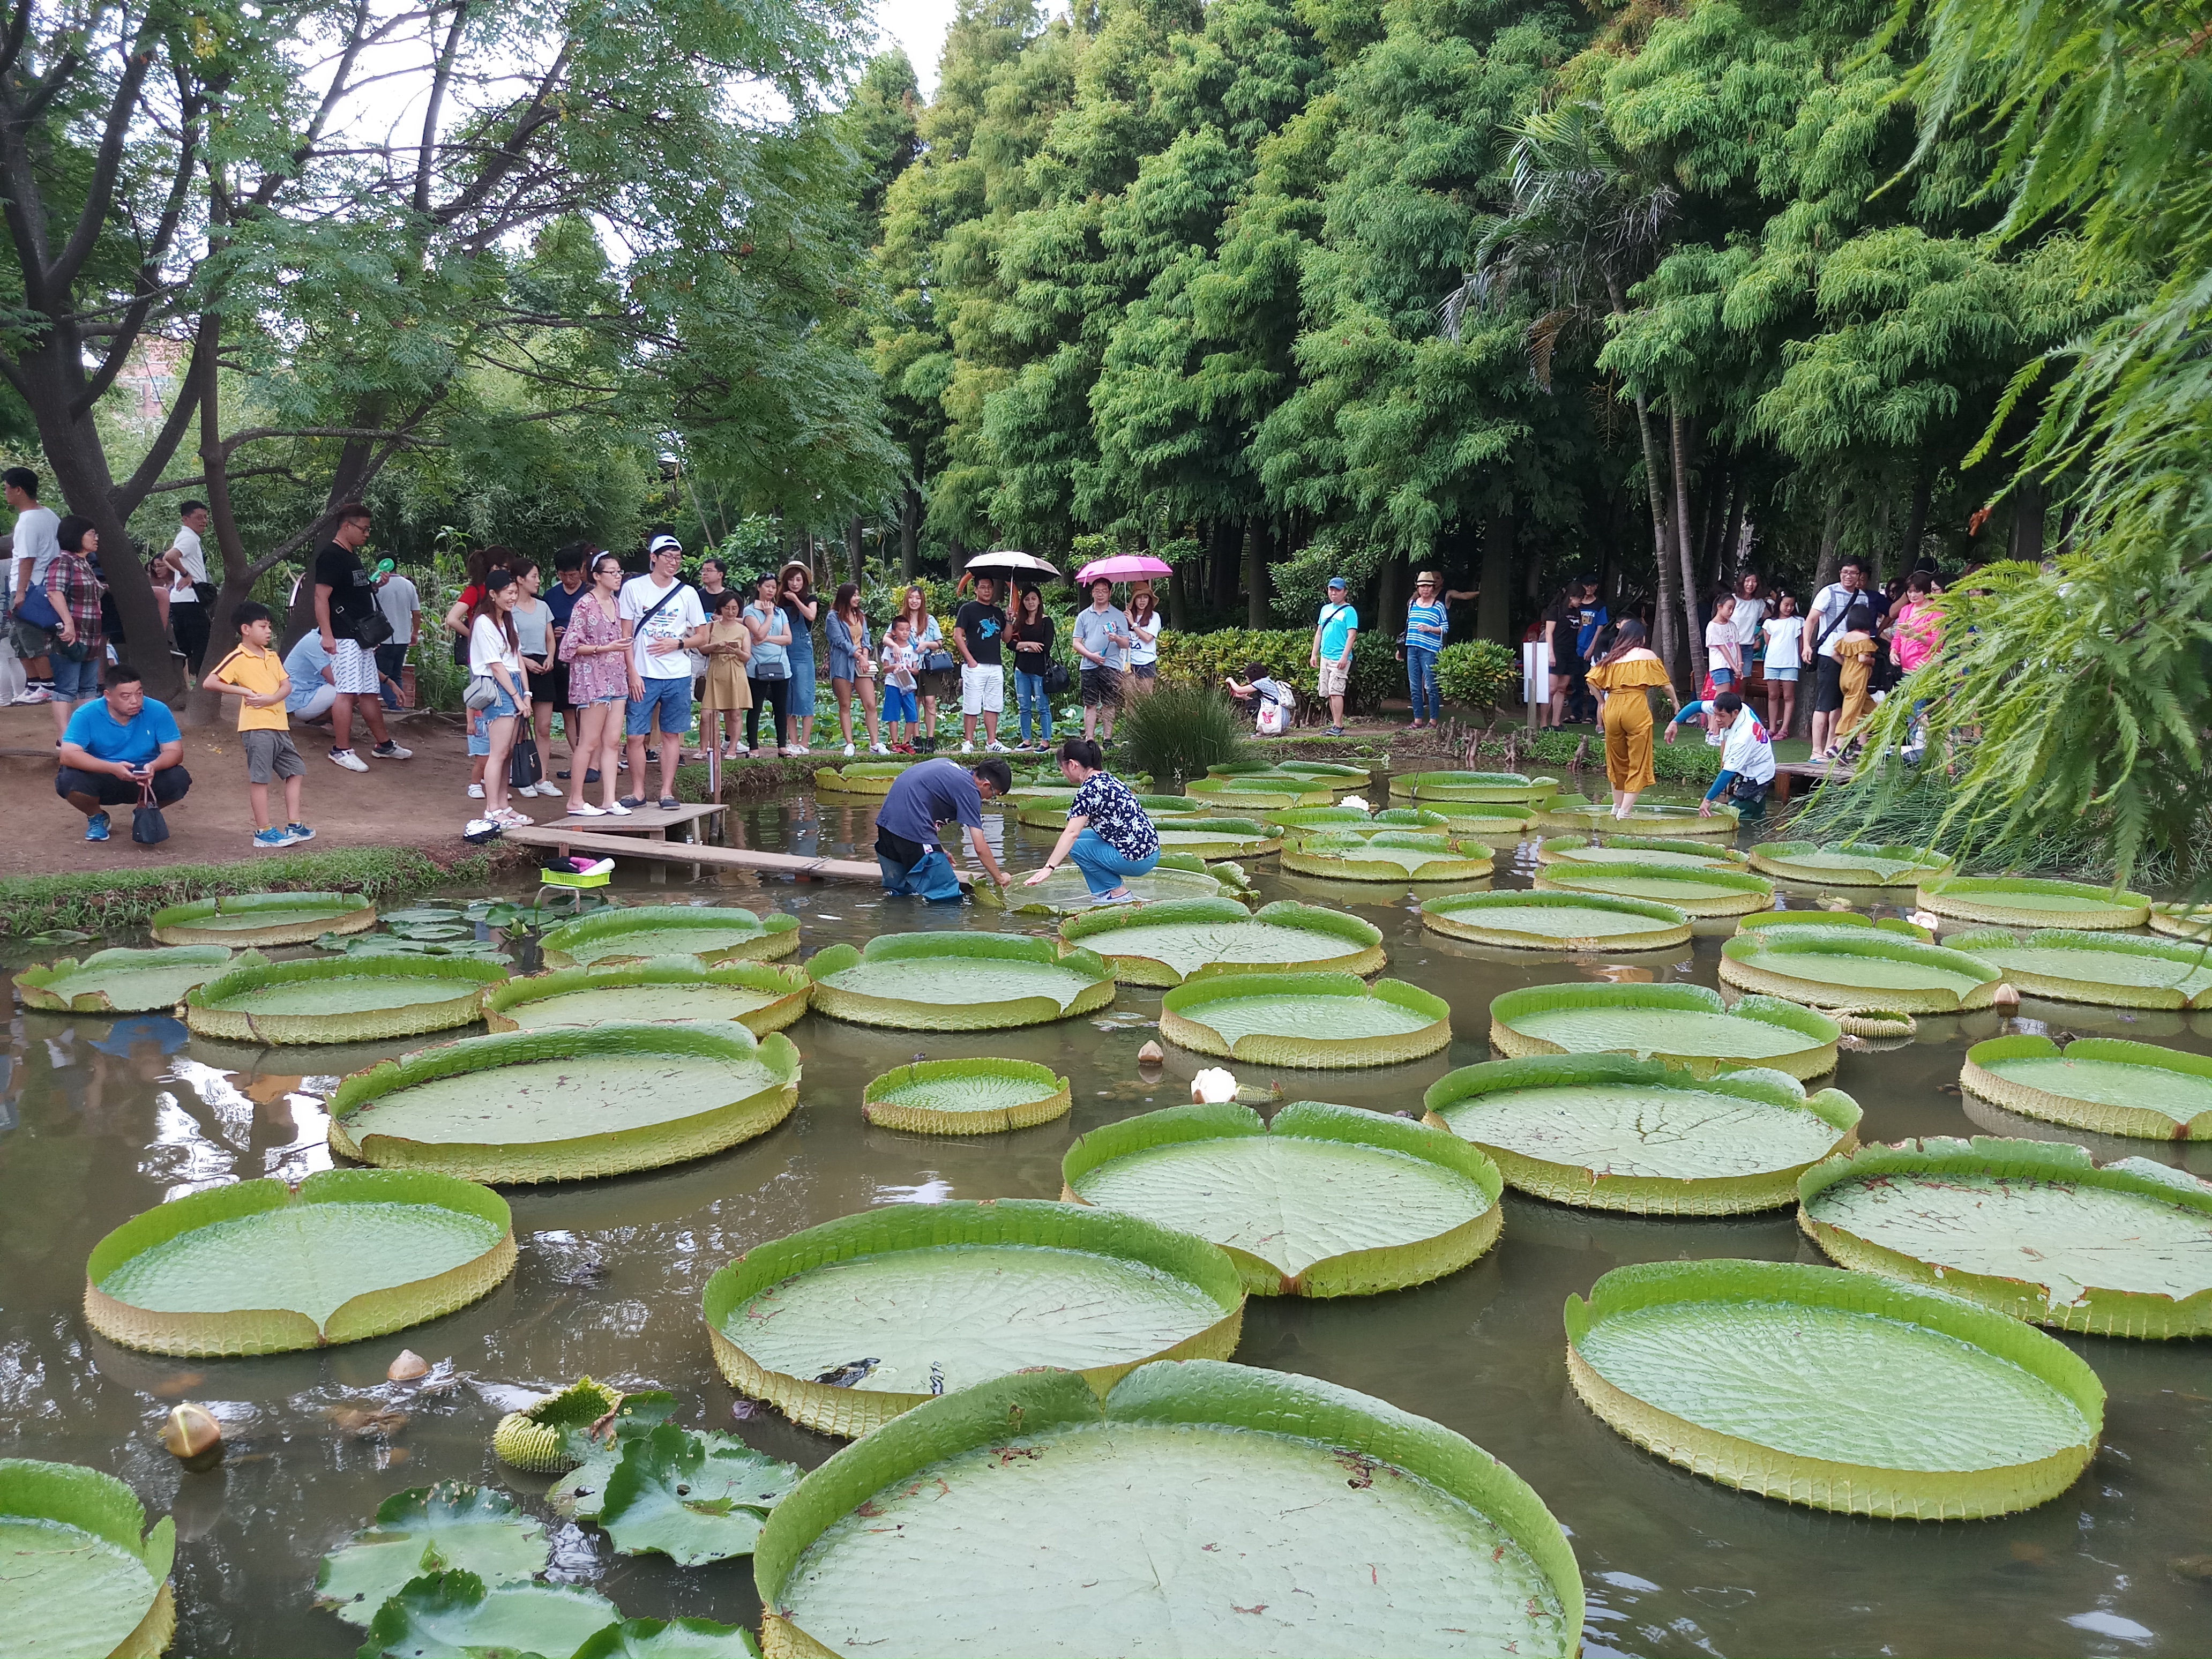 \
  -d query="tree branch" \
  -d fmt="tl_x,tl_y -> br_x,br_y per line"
413,1 -> 467,215
49,21 -> 160,293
